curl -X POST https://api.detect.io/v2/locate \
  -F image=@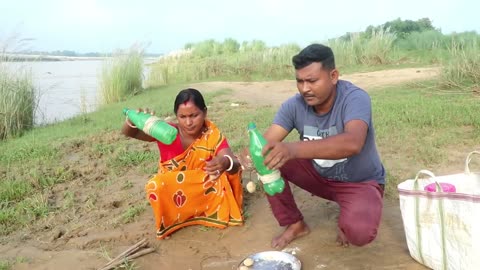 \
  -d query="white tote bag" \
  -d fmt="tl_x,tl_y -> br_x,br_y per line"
397,151 -> 480,270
